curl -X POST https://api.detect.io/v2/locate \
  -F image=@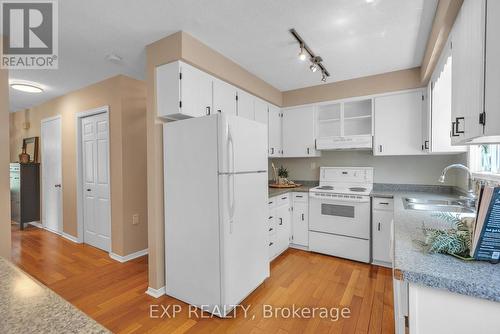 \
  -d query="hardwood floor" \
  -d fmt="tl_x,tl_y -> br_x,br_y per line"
11,224 -> 395,334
